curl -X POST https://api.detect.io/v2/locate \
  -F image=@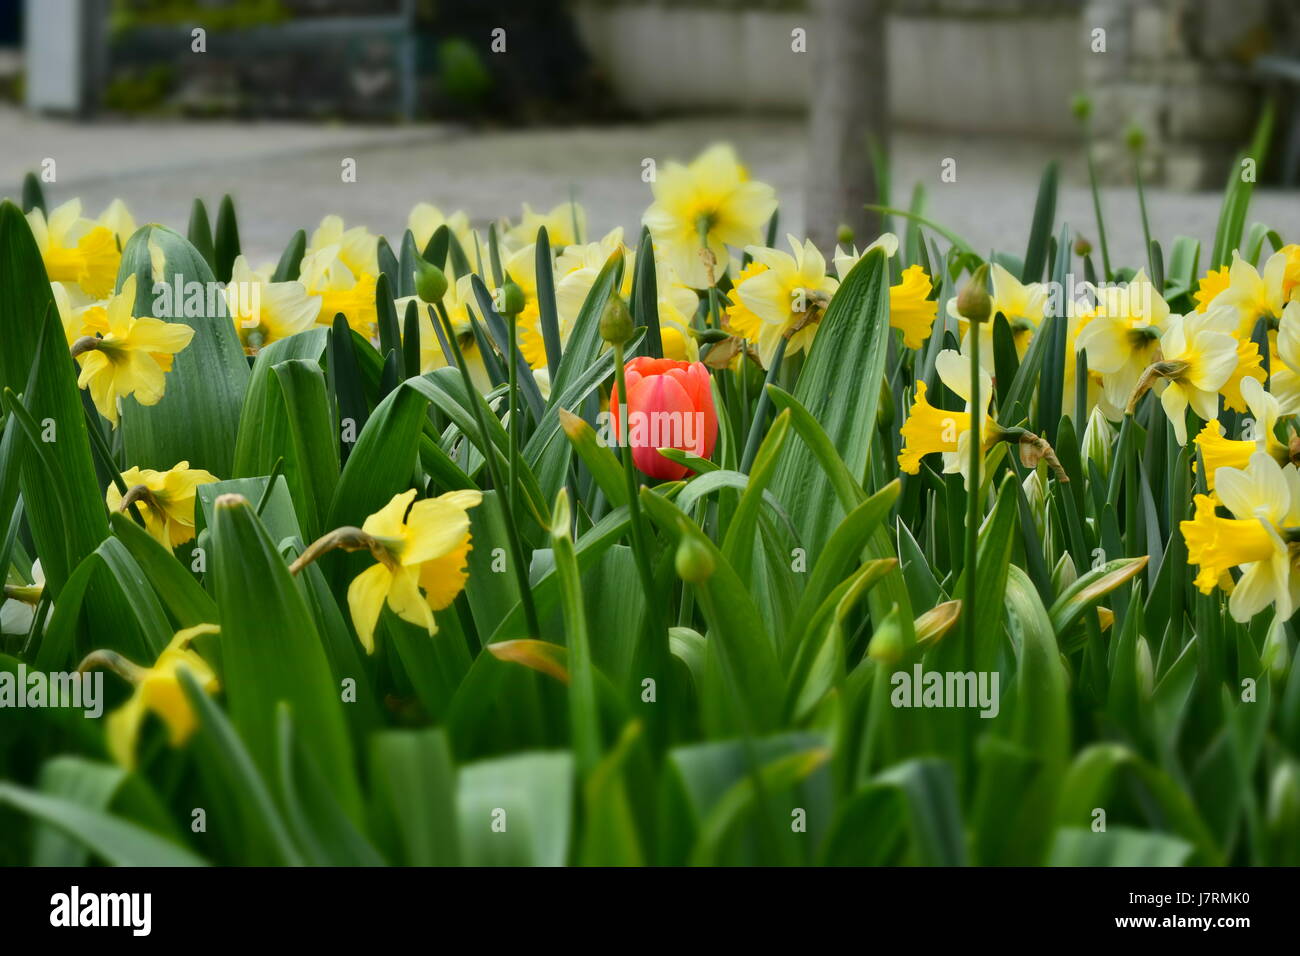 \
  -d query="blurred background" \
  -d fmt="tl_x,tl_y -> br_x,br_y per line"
2,0 -> 1298,265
